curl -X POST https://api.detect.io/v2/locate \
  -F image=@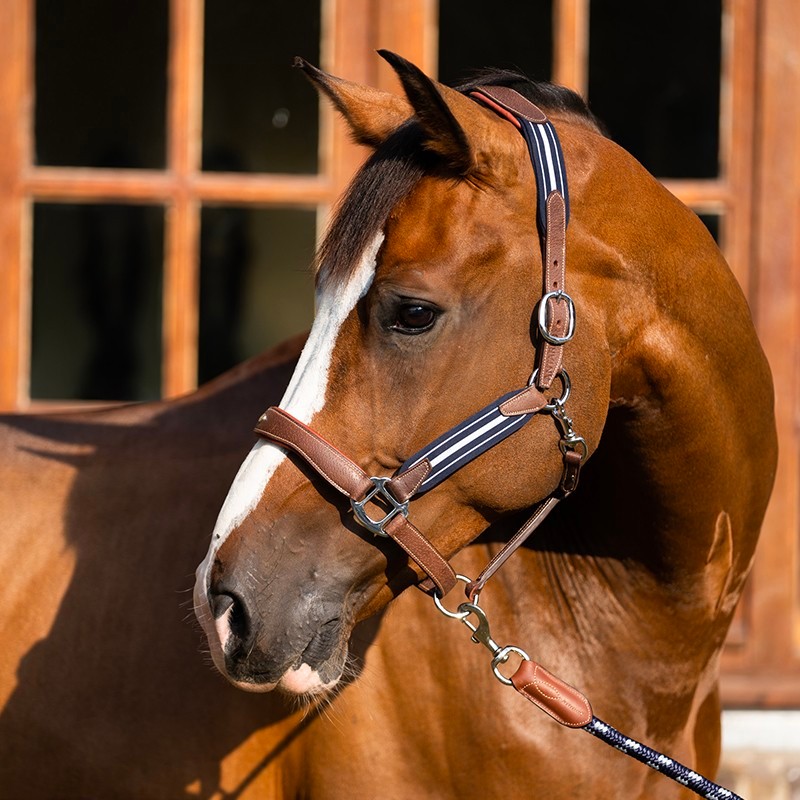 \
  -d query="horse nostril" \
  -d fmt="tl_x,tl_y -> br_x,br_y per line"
210,591 -> 250,641
228,595 -> 249,640
210,591 -> 234,619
